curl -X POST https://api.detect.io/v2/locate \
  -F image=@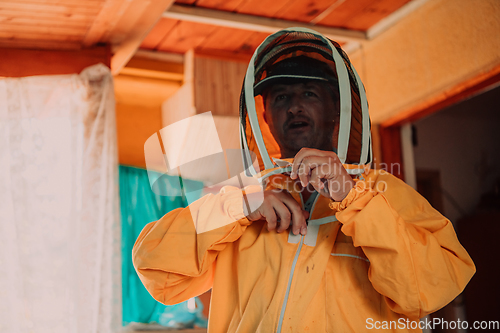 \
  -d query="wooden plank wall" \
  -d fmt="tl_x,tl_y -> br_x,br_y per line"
193,54 -> 247,117
378,125 -> 404,180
